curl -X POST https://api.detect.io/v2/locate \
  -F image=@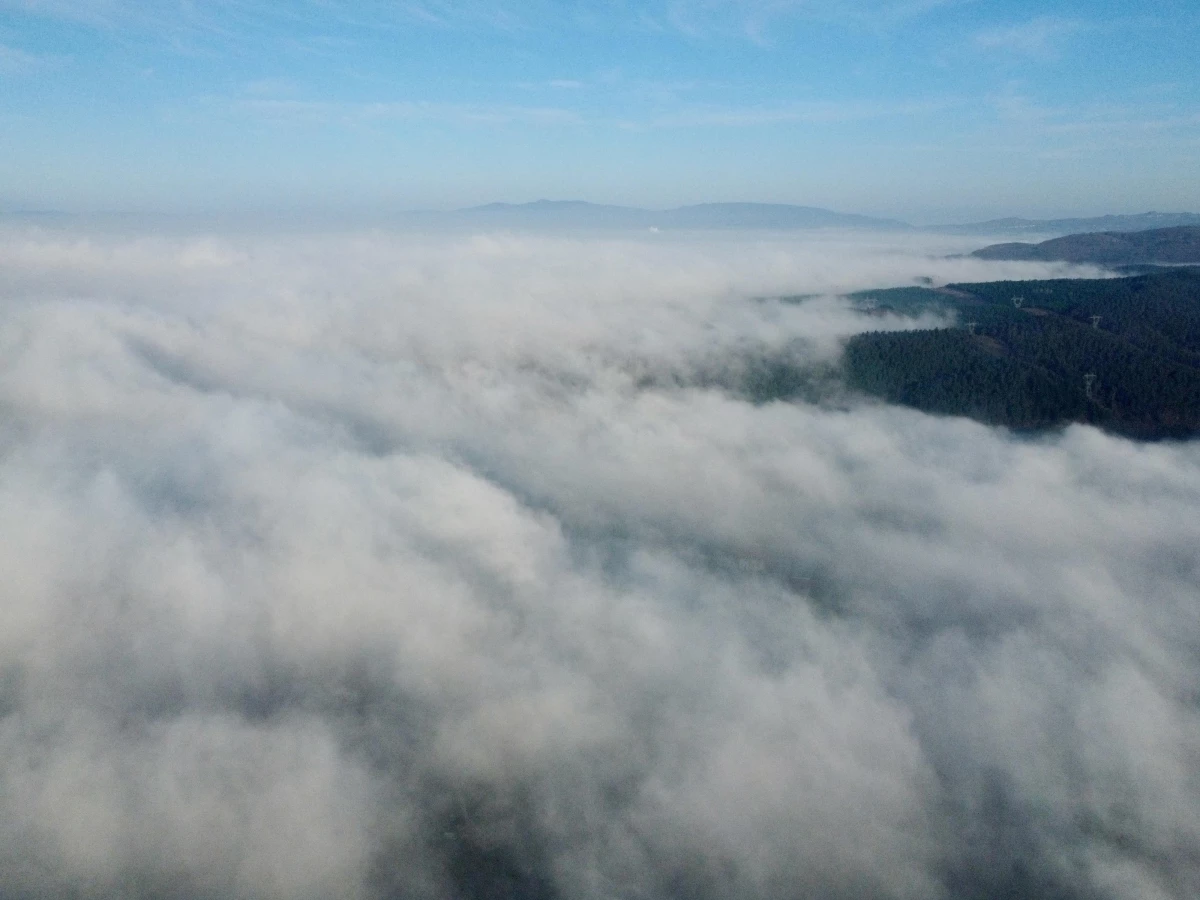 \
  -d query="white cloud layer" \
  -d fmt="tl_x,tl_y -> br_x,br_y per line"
0,225 -> 1196,900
